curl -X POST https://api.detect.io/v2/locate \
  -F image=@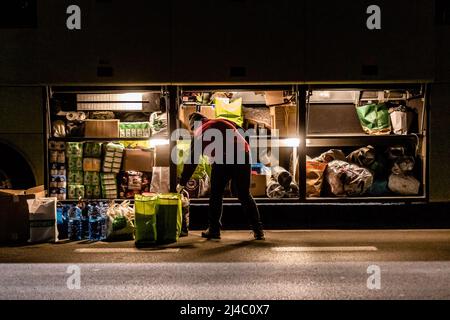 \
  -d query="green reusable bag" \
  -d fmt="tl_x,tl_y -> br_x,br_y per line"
215,98 -> 244,127
155,193 -> 182,244
356,103 -> 391,135
176,141 -> 211,179
134,194 -> 158,246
